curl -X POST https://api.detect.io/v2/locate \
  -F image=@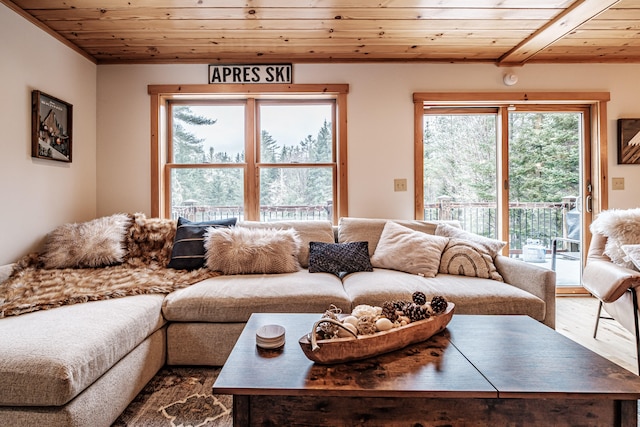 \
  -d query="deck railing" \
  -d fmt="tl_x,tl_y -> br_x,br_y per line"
424,198 -> 578,251
172,199 -> 576,252
172,203 -> 332,223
